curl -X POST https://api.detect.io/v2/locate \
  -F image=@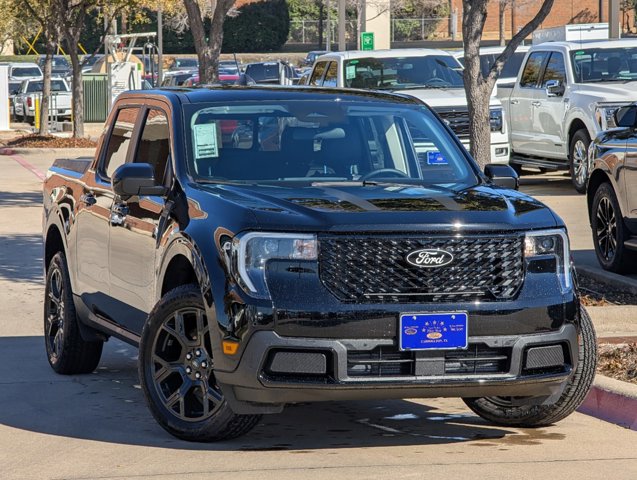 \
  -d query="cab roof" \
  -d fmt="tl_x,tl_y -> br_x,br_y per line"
316,48 -> 455,61
530,38 -> 637,51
